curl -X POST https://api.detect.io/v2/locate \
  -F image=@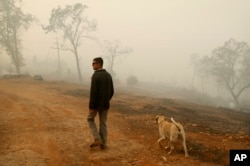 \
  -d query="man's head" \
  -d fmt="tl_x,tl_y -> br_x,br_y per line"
92,57 -> 103,70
